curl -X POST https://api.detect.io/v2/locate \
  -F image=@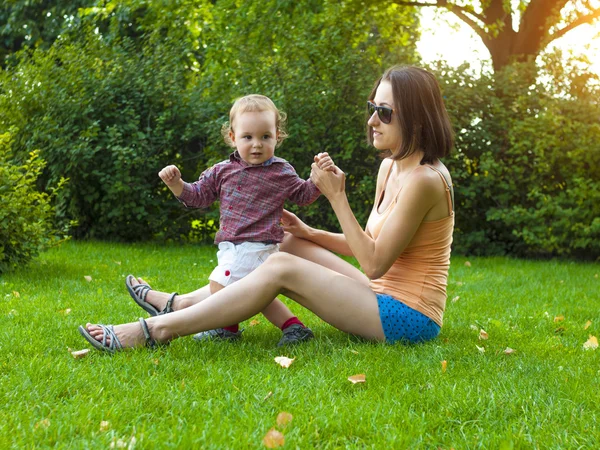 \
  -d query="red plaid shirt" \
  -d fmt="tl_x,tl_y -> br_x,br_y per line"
177,151 -> 320,244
